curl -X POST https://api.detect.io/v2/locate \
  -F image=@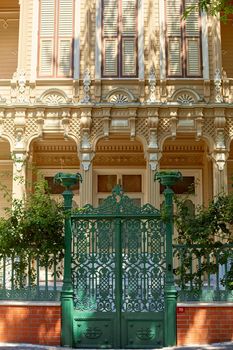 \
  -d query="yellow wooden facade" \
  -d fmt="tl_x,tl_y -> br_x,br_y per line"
0,0 -> 233,214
